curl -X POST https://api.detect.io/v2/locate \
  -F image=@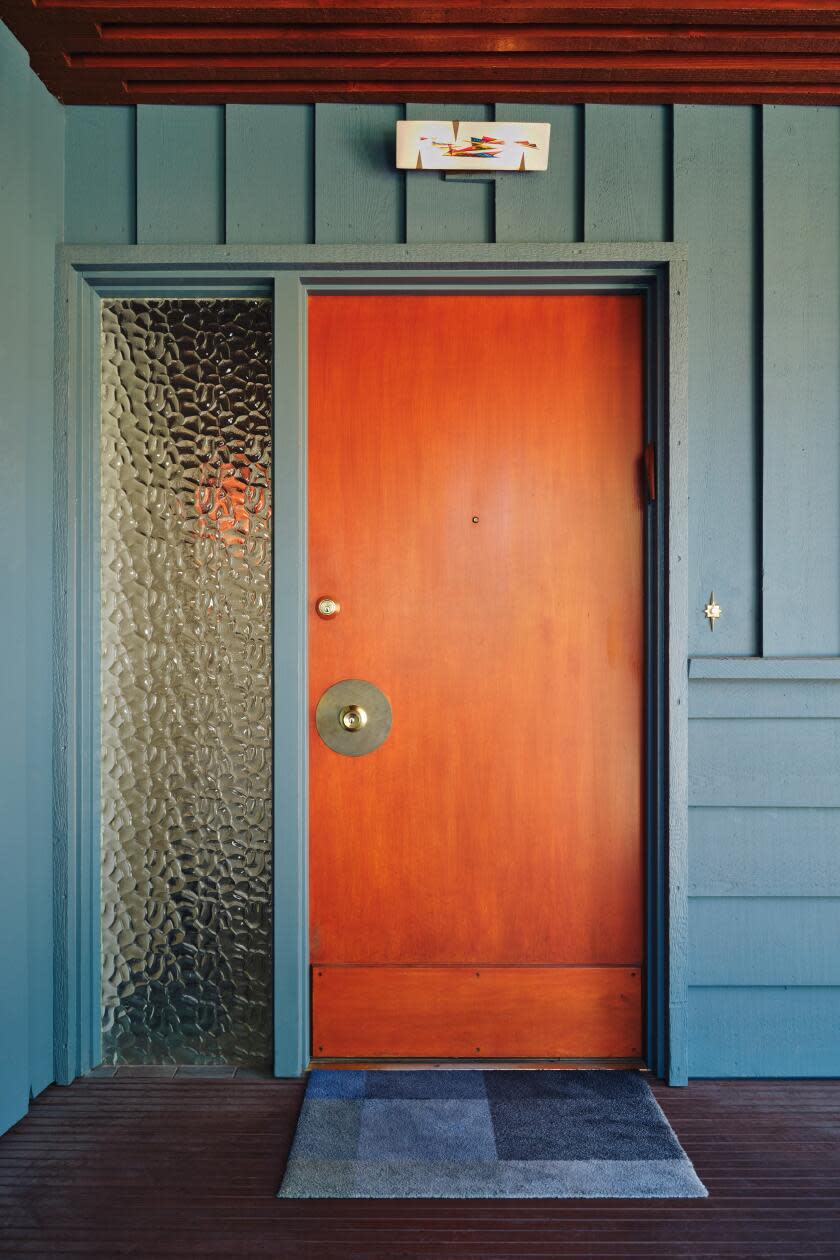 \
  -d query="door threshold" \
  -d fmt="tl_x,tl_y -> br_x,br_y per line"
308,1057 -> 647,1071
